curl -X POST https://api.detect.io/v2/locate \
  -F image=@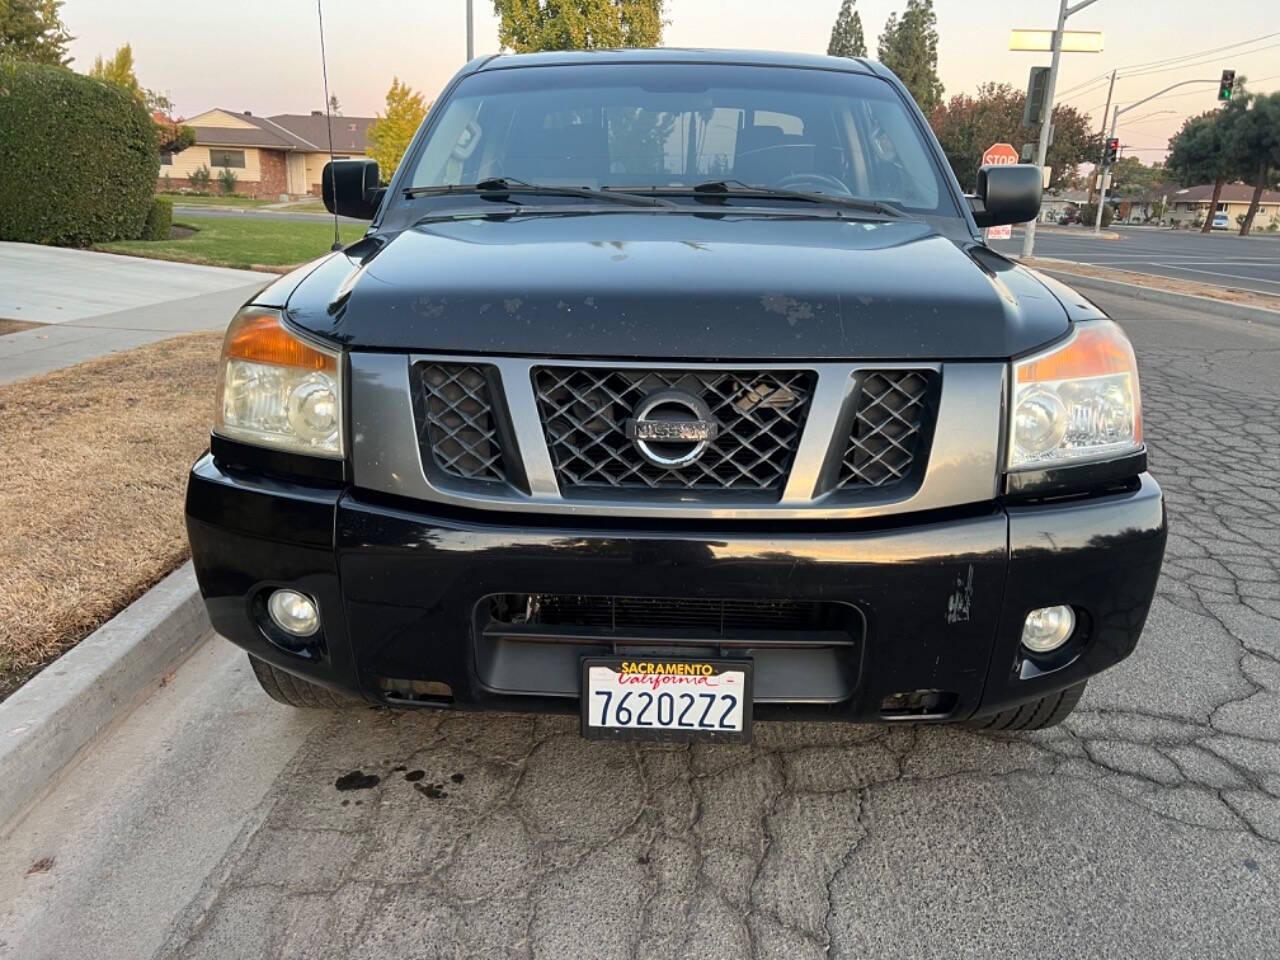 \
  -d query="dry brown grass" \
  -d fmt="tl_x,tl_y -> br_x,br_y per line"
0,332 -> 223,699
0,319 -> 43,336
